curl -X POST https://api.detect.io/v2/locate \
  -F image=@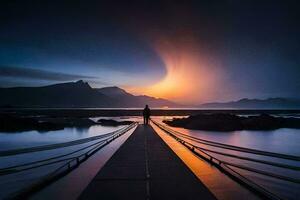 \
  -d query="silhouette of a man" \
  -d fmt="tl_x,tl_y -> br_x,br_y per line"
143,105 -> 151,125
